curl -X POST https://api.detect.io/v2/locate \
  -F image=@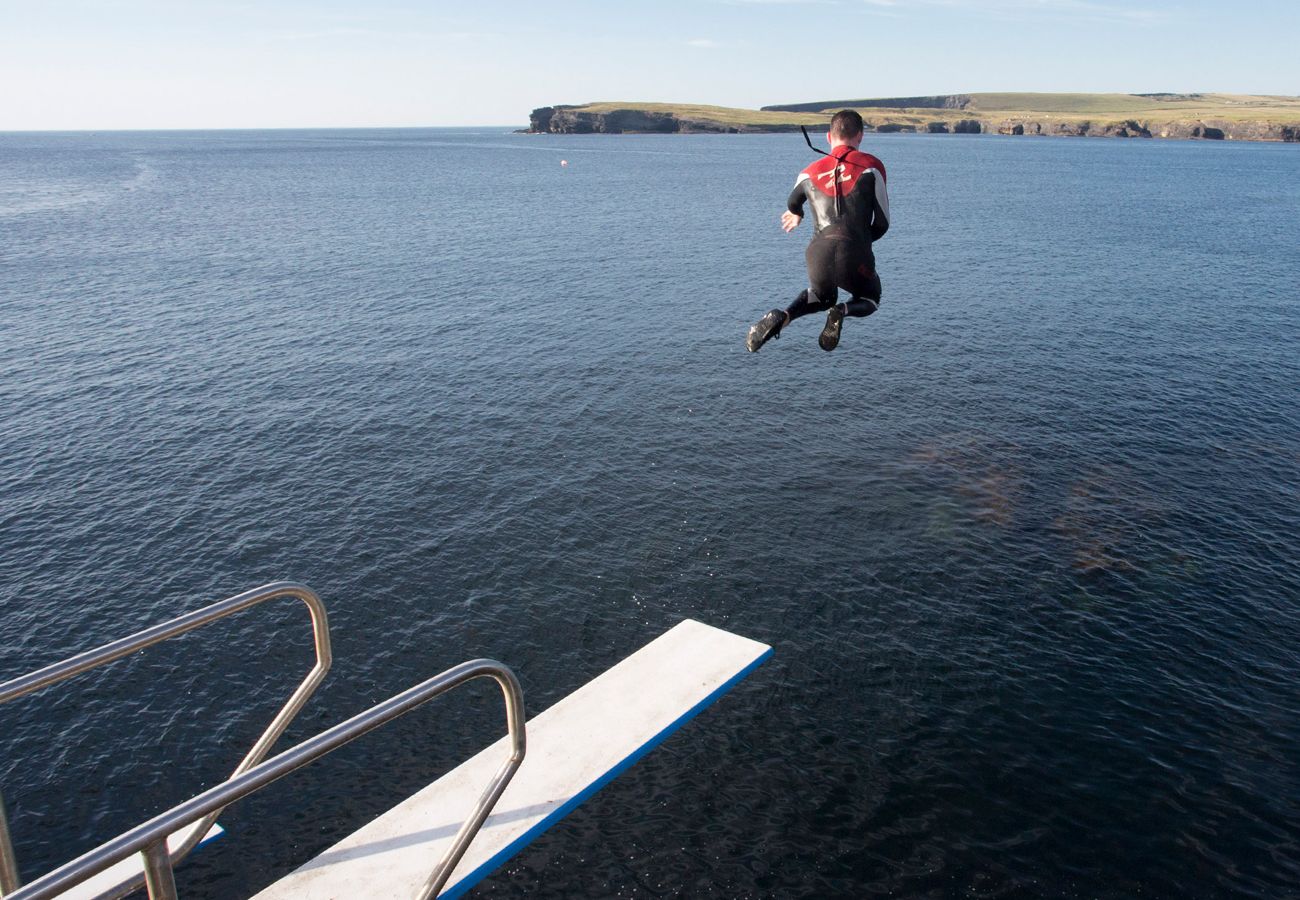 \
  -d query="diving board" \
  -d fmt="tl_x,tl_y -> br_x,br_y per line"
52,823 -> 223,900
253,619 -> 771,899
